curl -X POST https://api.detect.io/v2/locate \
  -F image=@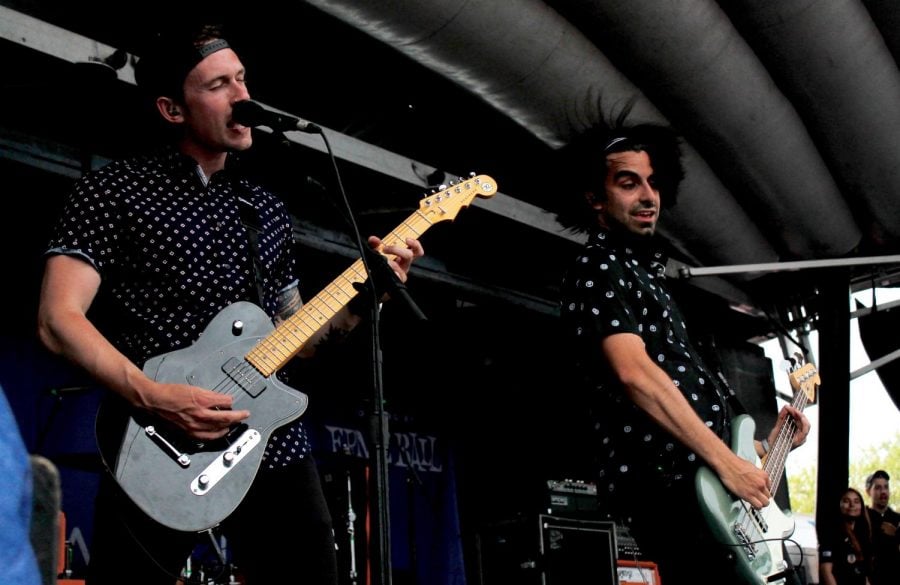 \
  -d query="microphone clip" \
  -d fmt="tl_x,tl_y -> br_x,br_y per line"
350,248 -> 427,321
